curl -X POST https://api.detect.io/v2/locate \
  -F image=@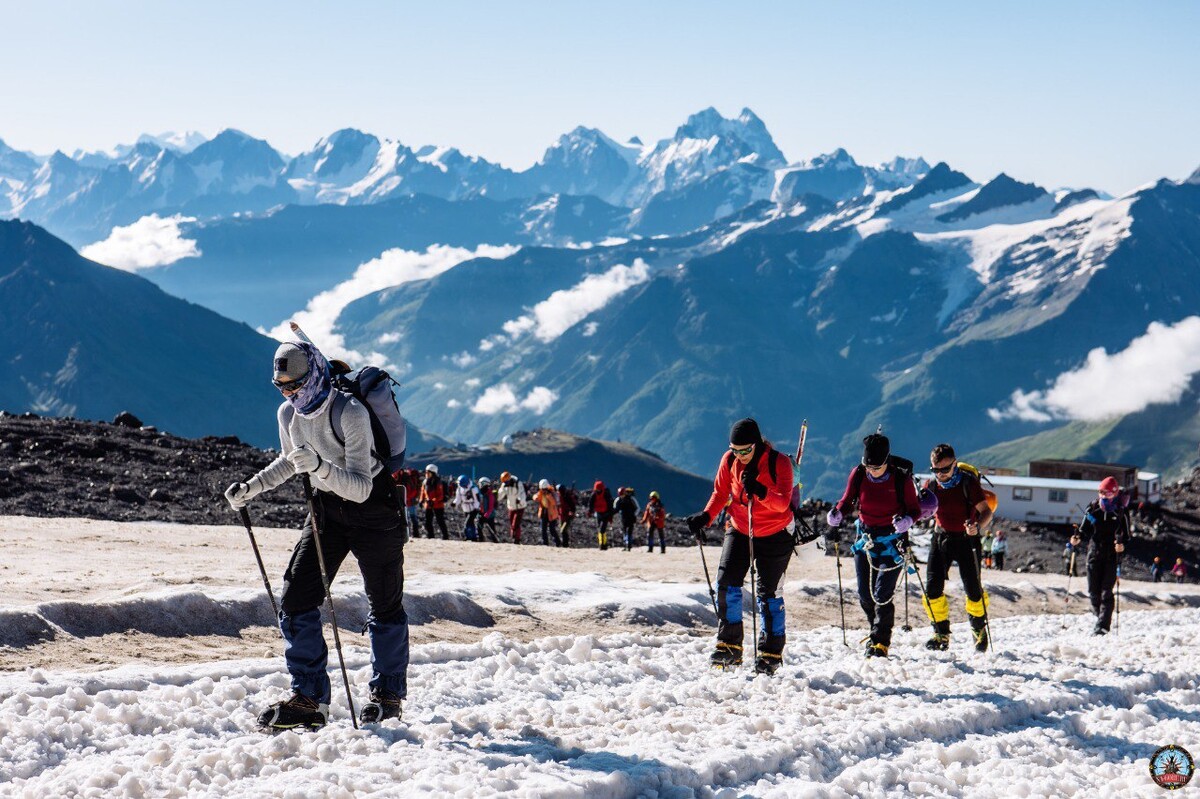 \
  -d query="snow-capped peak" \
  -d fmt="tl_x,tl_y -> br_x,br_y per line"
670,106 -> 785,166
136,131 -> 208,154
